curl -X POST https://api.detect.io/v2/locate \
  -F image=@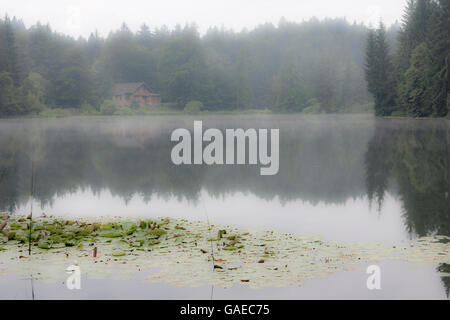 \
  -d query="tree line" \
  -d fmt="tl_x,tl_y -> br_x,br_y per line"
365,0 -> 449,117
0,15 -> 386,116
